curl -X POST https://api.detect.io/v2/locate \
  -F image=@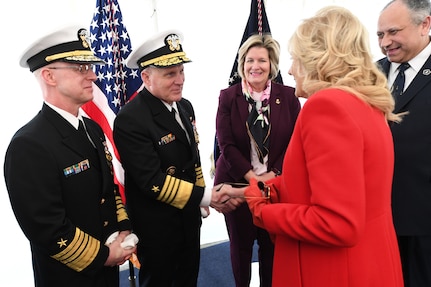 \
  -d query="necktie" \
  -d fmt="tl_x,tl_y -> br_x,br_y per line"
392,62 -> 410,98
78,120 -> 96,148
78,120 -> 87,137
171,108 -> 177,121
171,108 -> 190,143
